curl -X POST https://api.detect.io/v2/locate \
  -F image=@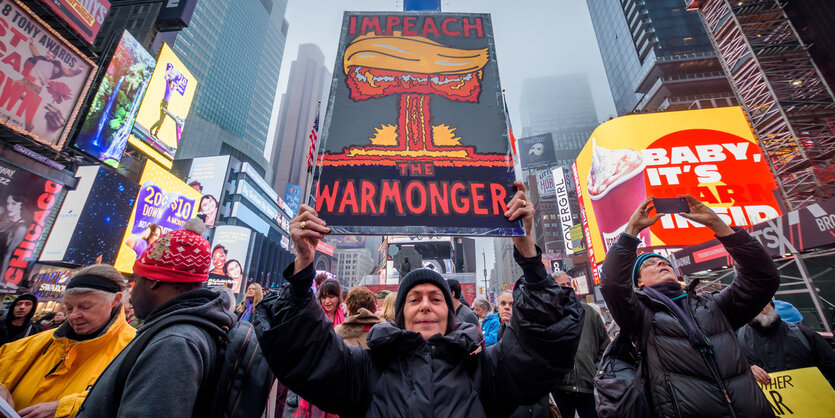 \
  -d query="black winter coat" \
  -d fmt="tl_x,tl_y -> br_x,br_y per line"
601,228 -> 780,418
739,319 -> 835,386
254,246 -> 584,417
554,302 -> 609,395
